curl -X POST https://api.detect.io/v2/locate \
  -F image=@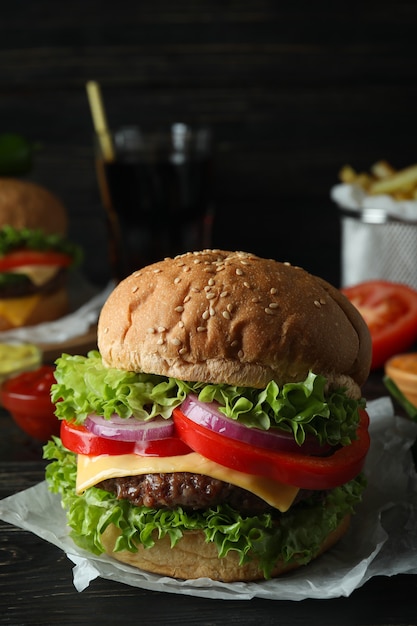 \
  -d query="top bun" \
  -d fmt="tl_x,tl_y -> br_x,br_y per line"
0,178 -> 67,235
98,250 -> 371,394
